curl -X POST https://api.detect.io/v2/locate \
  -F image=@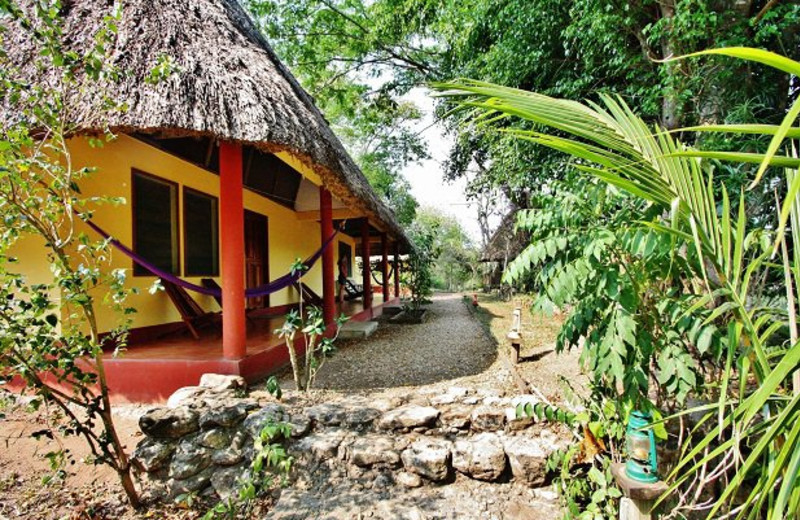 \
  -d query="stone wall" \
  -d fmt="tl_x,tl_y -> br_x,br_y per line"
133,375 -> 568,502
